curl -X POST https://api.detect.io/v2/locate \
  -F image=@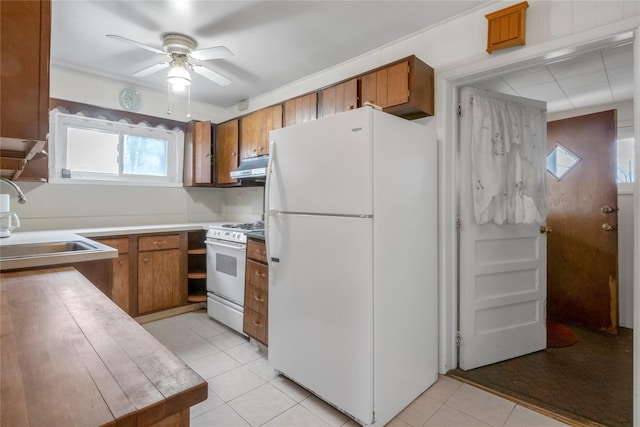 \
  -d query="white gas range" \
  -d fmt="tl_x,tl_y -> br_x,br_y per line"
205,221 -> 264,334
